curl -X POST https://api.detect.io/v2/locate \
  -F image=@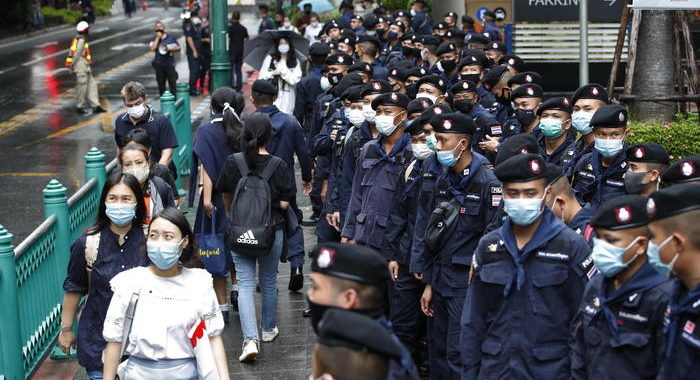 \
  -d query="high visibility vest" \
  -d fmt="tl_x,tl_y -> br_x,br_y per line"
65,35 -> 92,67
